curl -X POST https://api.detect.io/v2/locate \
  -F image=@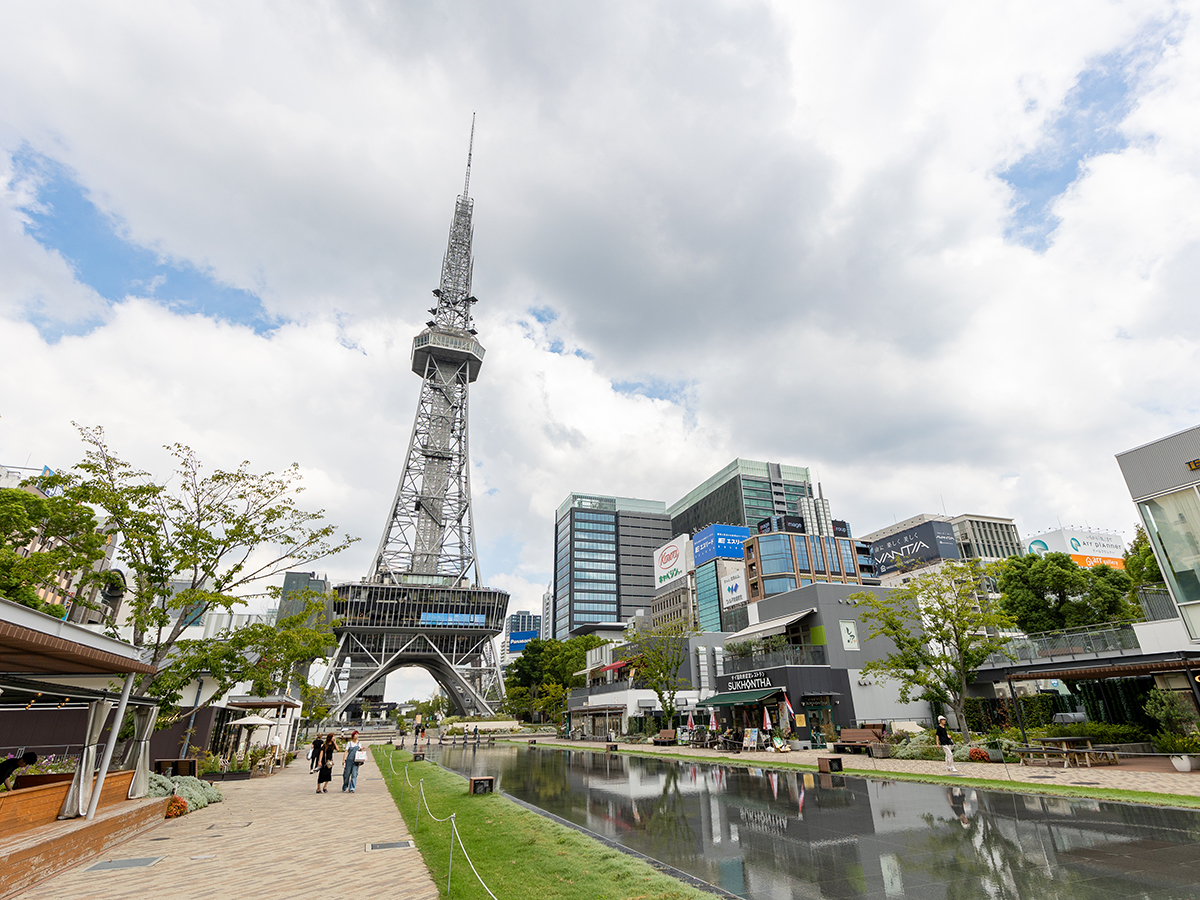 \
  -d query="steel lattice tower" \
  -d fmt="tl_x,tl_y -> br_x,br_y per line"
327,121 -> 509,720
